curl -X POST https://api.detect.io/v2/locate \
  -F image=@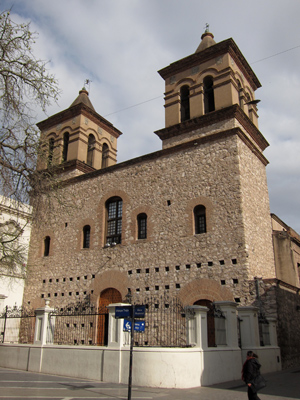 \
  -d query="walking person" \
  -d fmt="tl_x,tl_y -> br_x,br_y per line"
242,351 -> 265,400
